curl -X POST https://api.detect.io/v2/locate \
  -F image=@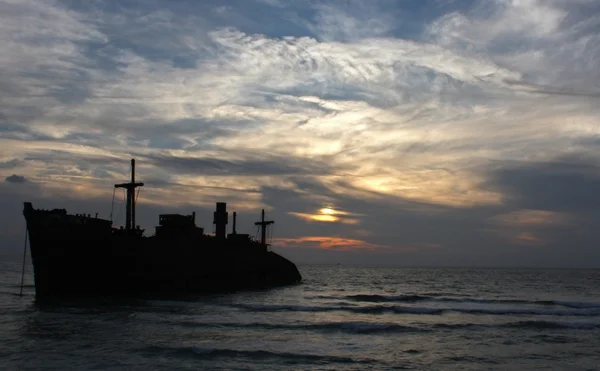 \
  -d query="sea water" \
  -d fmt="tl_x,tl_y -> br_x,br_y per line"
1,259 -> 599,370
